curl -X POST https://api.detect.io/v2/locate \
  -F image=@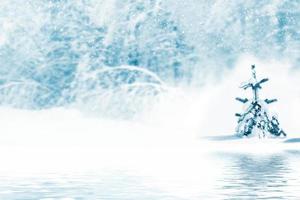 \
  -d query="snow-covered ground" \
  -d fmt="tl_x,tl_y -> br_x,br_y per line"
0,105 -> 300,199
